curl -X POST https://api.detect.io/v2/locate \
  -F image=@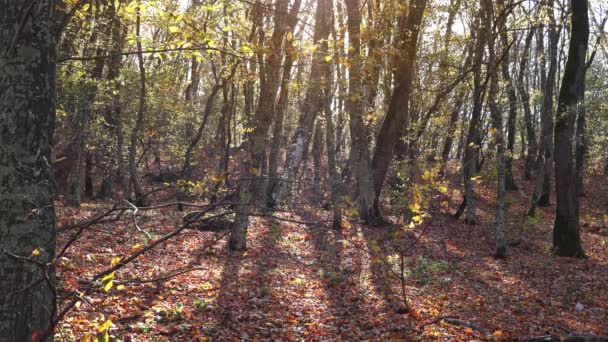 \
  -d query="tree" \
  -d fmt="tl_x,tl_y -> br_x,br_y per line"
459,0 -> 490,225
344,0 -> 381,224
274,0 -> 331,204
229,0 -> 291,250
128,3 -> 148,205
0,1 -> 57,339
371,0 -> 427,216
552,0 -> 589,258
